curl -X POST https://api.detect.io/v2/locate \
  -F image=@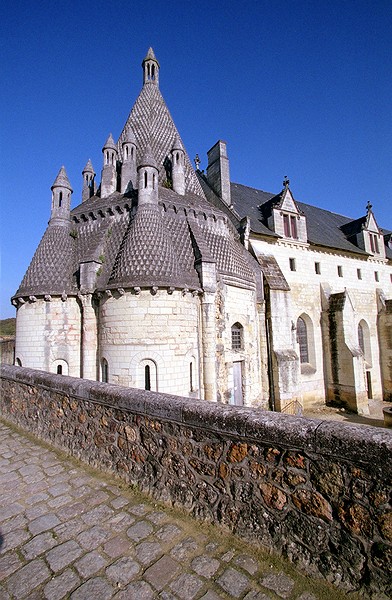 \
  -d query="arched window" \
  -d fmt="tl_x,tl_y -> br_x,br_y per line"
15,357 -> 22,367
145,365 -> 151,390
52,359 -> 68,376
296,317 -> 308,363
231,322 -> 243,350
358,323 -> 364,354
358,320 -> 372,365
101,358 -> 109,383
57,364 -> 63,375
151,64 -> 155,80
125,145 -> 128,159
